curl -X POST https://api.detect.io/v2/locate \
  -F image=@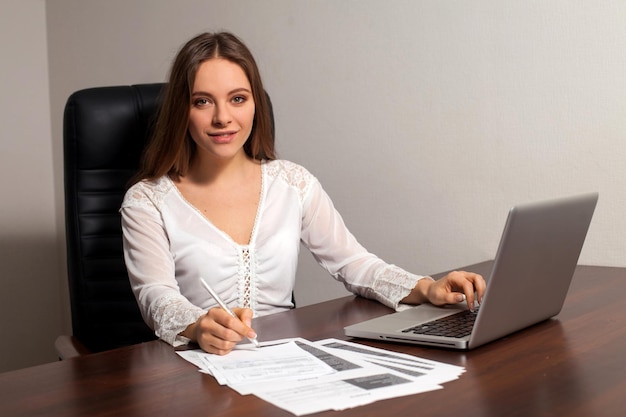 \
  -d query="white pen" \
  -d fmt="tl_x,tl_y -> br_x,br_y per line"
199,277 -> 260,348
